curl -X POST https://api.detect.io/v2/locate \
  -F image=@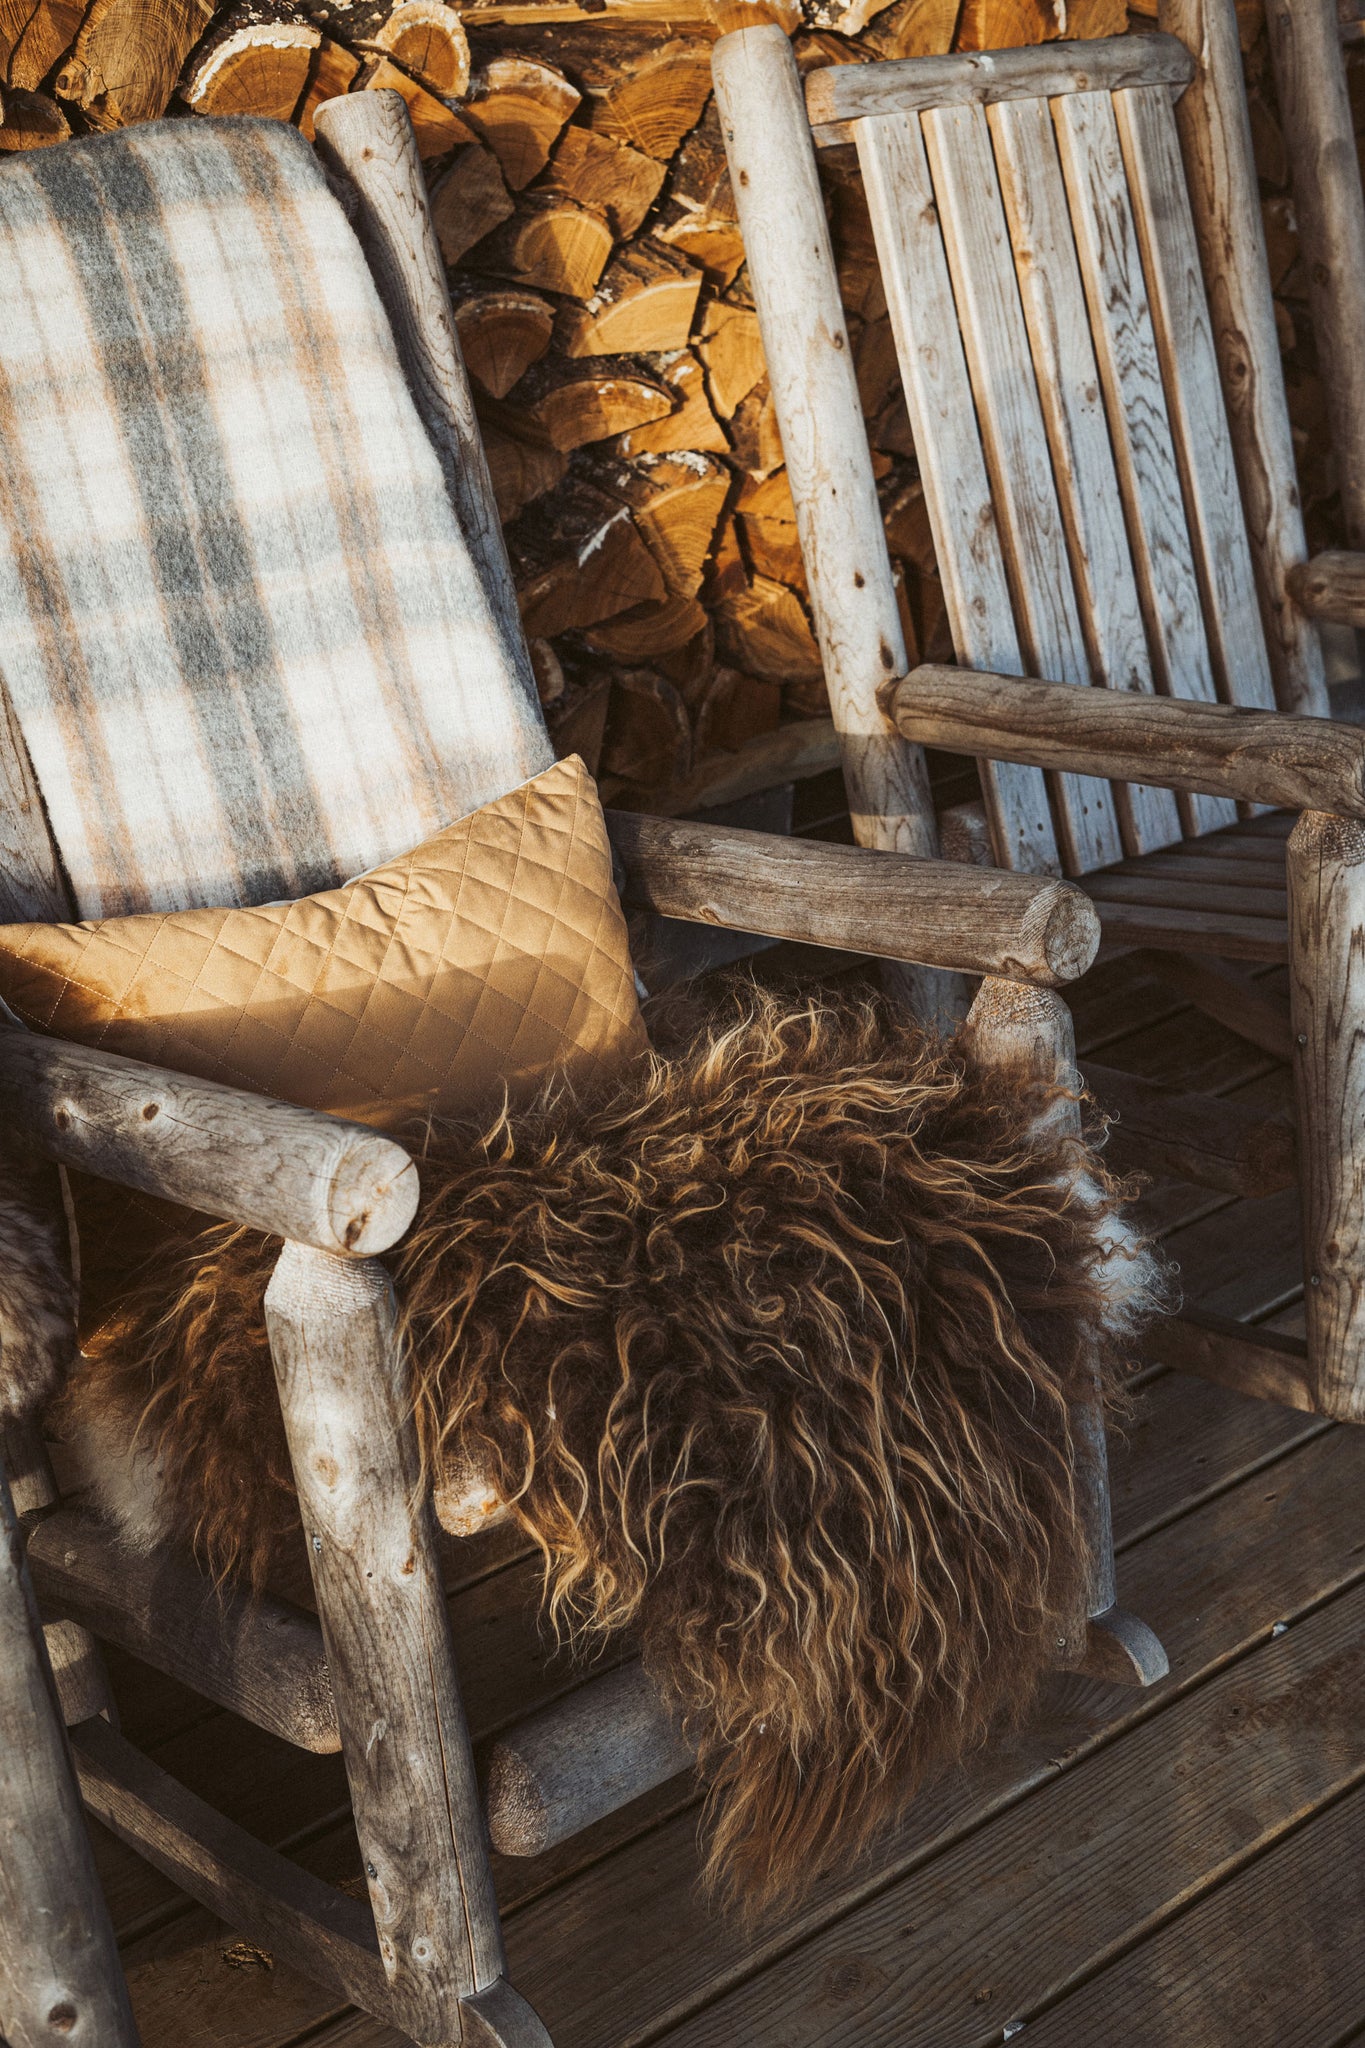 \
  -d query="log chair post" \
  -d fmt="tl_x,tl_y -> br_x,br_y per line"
1158,0 -> 1329,718
0,1461 -> 140,2048
961,980 -> 1168,1687
711,21 -> 966,1029
1287,812 -> 1365,1423
1263,0 -> 1365,555
263,1244 -> 551,2048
